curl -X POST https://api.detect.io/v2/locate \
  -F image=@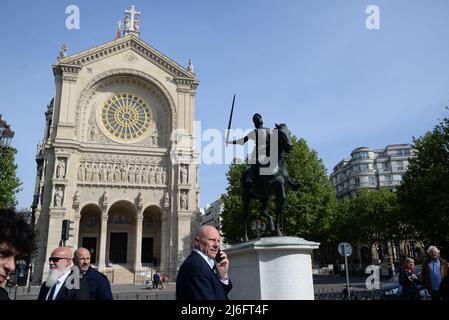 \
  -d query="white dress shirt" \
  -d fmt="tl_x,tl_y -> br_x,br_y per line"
193,249 -> 229,285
